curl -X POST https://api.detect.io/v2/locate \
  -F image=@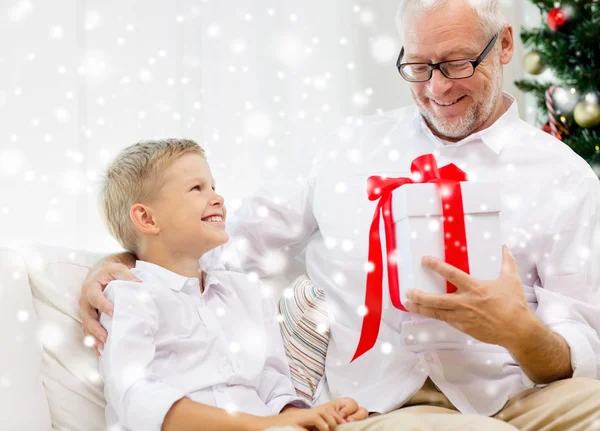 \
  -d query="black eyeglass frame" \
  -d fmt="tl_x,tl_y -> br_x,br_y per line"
396,32 -> 500,82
